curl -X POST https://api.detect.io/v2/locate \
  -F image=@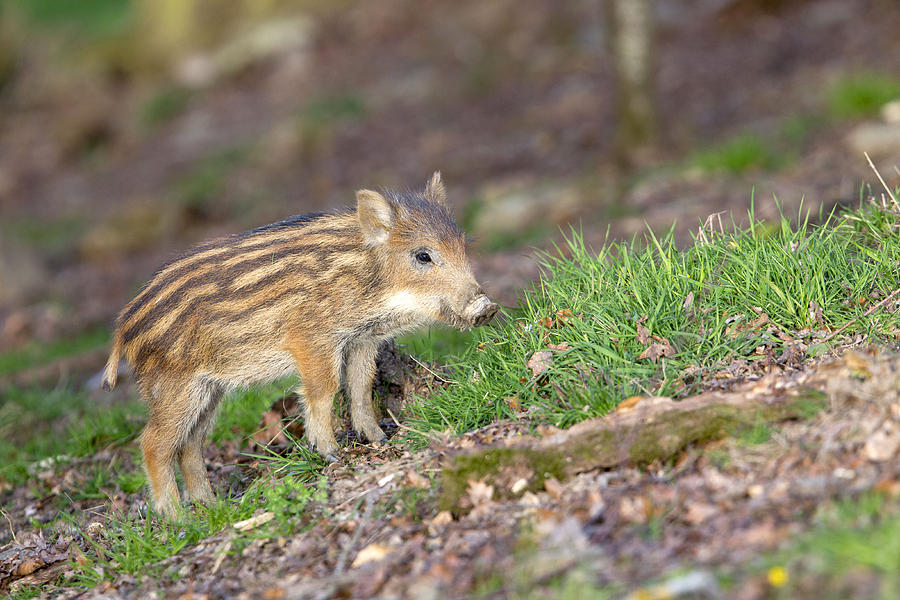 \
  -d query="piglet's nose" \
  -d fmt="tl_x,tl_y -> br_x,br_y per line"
468,295 -> 499,327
